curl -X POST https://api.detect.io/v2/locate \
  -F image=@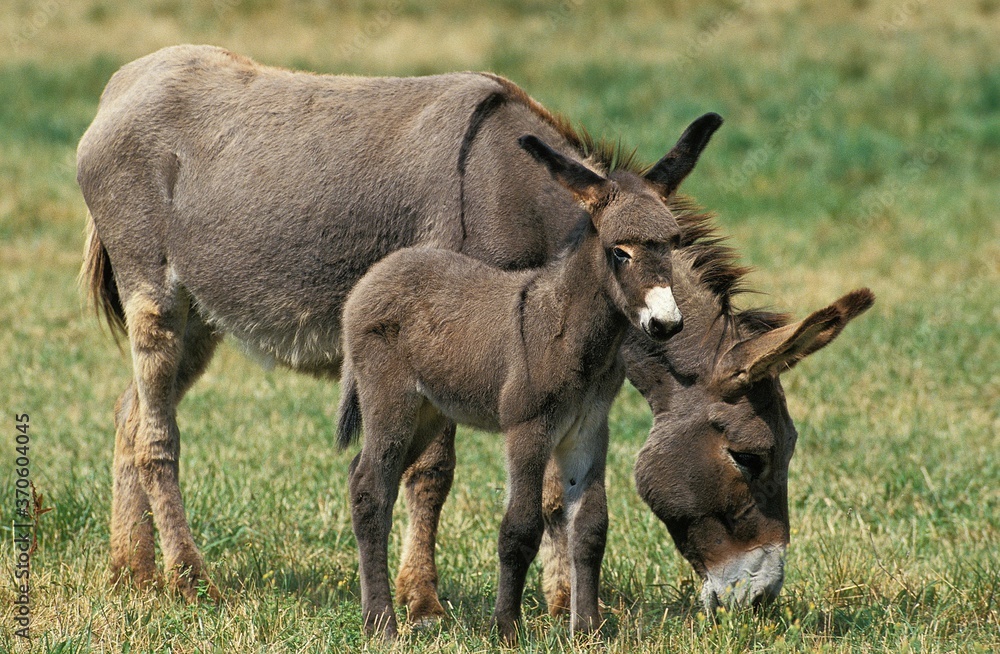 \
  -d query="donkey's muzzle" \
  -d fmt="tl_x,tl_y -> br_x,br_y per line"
644,315 -> 683,341
640,286 -> 683,341
700,543 -> 786,612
